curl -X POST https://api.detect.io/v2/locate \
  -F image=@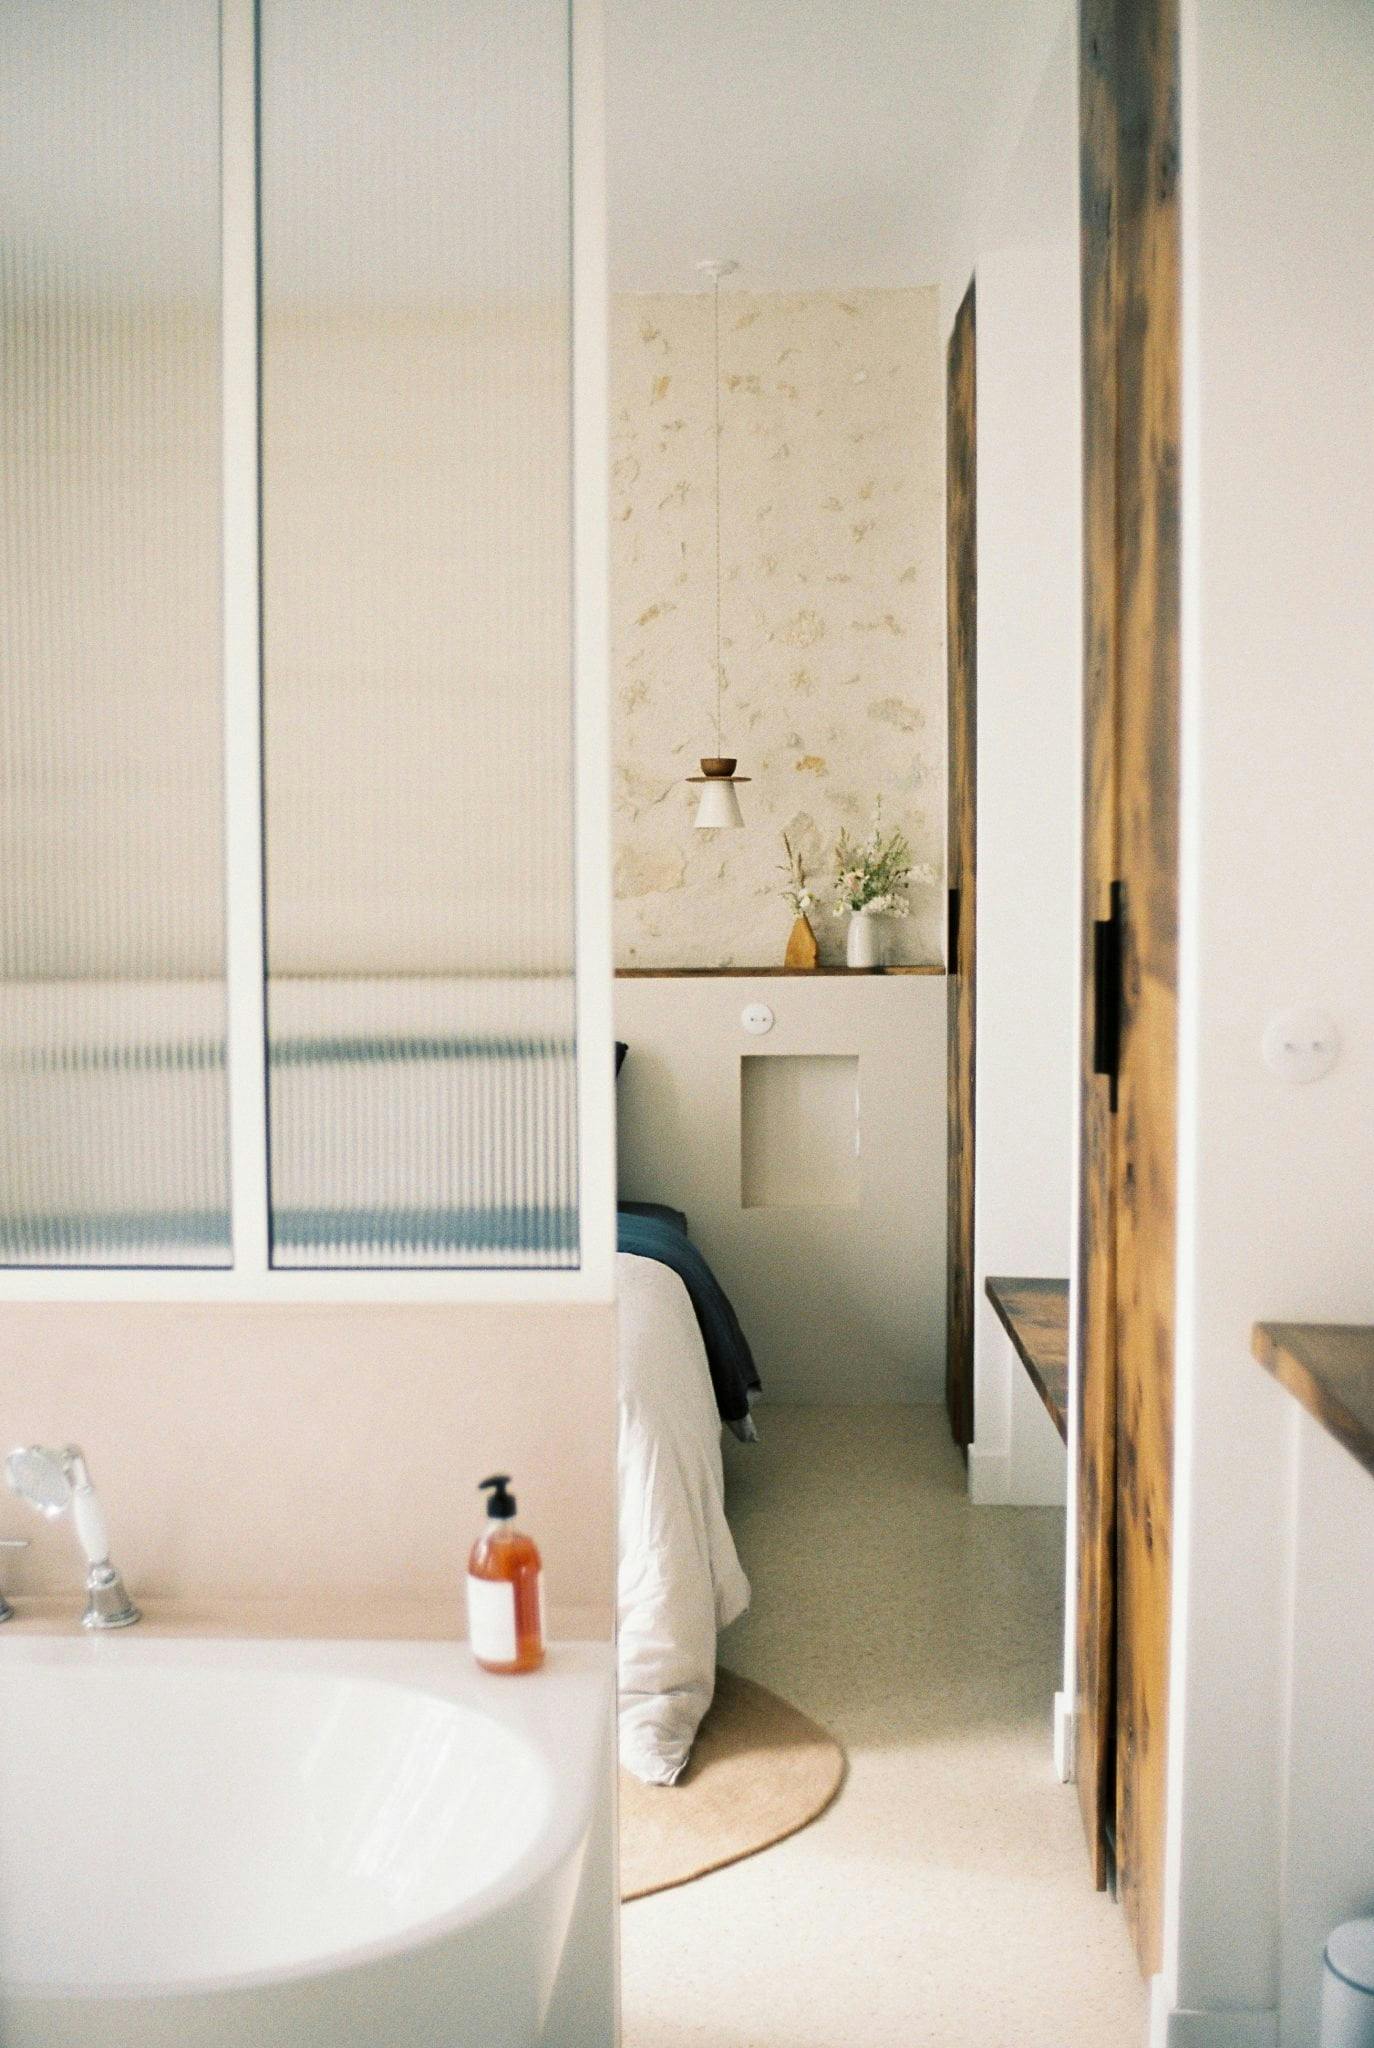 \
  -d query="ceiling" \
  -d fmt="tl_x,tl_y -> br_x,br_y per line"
606,0 -> 1064,294
0,0 -> 1063,303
